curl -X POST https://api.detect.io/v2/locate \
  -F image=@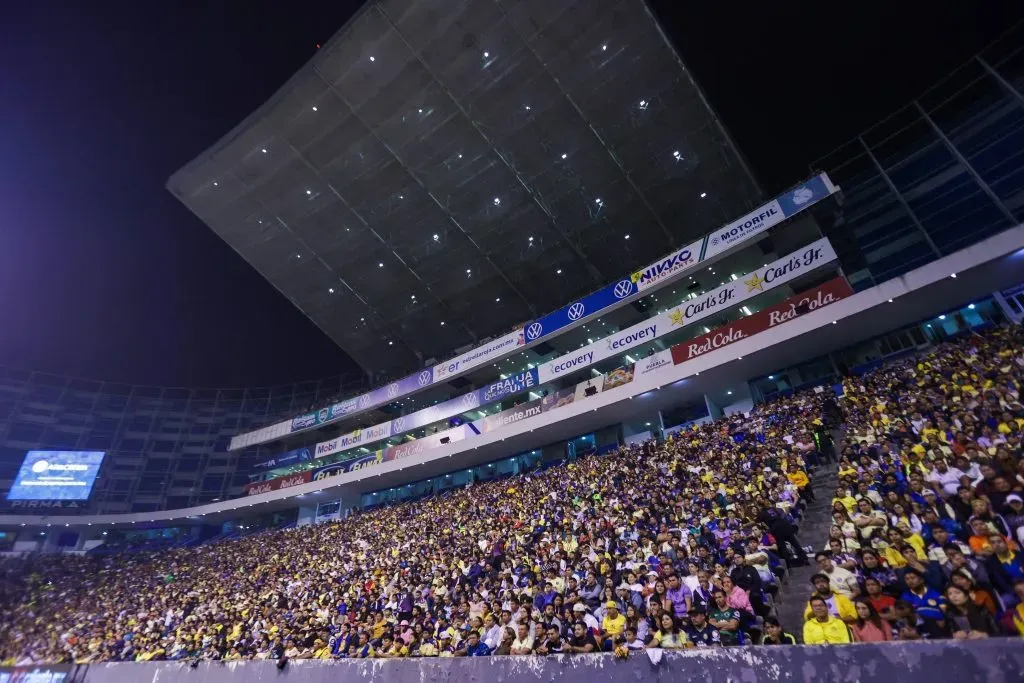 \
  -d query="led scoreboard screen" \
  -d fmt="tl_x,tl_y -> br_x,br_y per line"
6,450 -> 105,501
